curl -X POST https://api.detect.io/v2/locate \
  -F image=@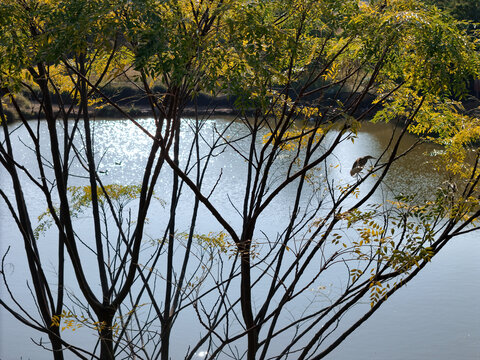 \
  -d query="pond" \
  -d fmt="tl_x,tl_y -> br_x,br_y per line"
0,117 -> 479,359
